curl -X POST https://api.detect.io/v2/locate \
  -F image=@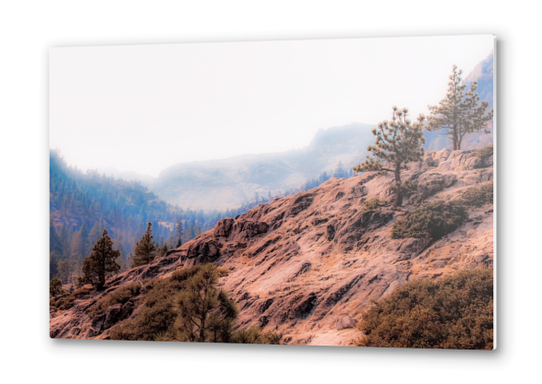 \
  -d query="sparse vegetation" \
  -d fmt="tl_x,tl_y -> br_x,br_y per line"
174,263 -> 238,343
50,287 -> 91,310
390,181 -> 418,200
109,264 -> 279,344
50,277 -> 63,297
88,282 -> 141,319
391,200 -> 468,240
353,106 -> 426,206
461,181 -> 494,207
356,268 -> 493,349
426,66 -> 493,150
469,144 -> 493,161
363,197 -> 385,210
232,326 -> 281,344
